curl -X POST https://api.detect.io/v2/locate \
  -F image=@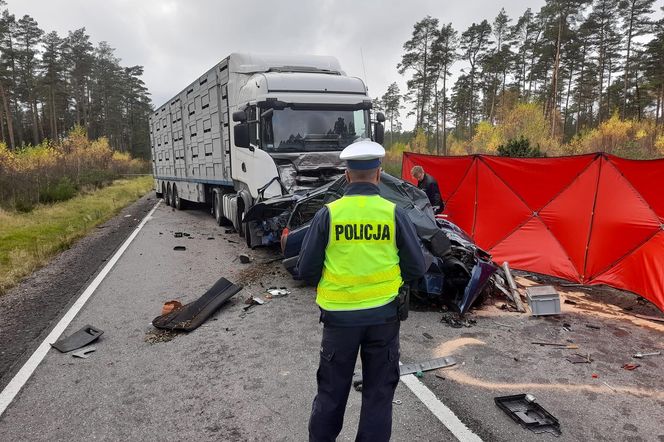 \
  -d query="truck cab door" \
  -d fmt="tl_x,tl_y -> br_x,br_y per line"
231,105 -> 282,199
